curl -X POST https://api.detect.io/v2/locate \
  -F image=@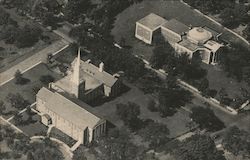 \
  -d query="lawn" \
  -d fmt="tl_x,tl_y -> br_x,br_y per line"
91,82 -> 192,138
10,109 -> 48,137
202,64 -> 250,104
0,63 -> 62,119
111,0 -> 249,60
